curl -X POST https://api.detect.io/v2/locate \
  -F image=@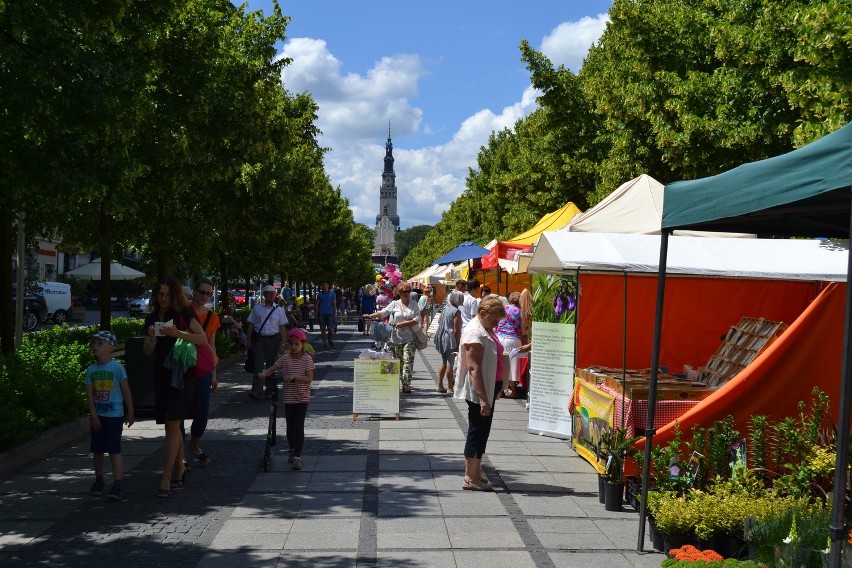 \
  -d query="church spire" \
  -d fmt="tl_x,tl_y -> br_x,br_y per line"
373,125 -> 400,263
